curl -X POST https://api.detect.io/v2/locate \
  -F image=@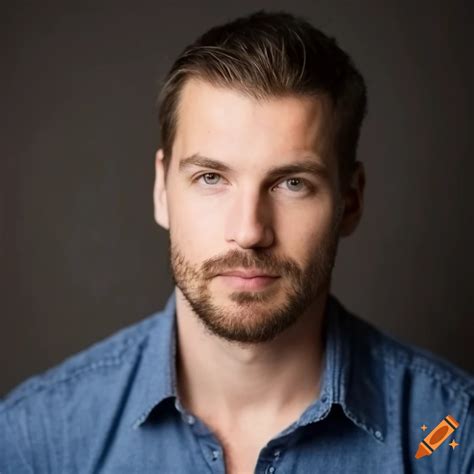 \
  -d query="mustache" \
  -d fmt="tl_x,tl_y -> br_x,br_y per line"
201,251 -> 293,279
